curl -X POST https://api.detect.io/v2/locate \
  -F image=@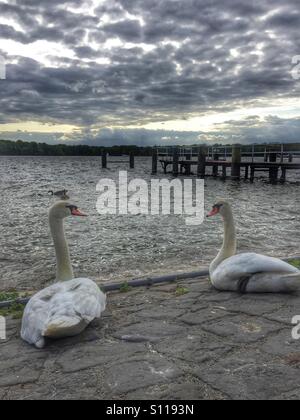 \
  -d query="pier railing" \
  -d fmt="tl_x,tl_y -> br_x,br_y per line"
153,143 -> 300,182
155,144 -> 300,163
